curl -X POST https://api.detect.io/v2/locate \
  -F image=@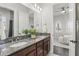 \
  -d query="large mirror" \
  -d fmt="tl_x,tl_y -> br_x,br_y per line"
0,7 -> 14,40
0,3 -> 42,40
